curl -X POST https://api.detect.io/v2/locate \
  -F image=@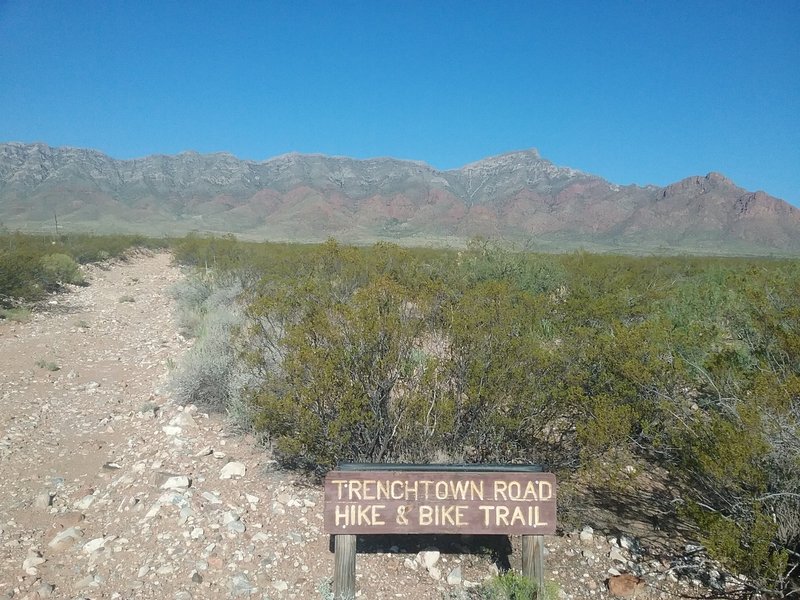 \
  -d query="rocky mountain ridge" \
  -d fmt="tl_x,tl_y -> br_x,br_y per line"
1,142 -> 798,254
